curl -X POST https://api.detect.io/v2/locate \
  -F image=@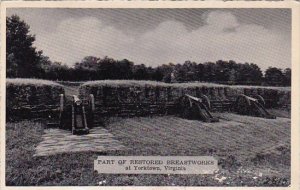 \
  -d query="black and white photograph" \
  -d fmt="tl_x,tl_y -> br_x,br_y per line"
2,2 -> 298,187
